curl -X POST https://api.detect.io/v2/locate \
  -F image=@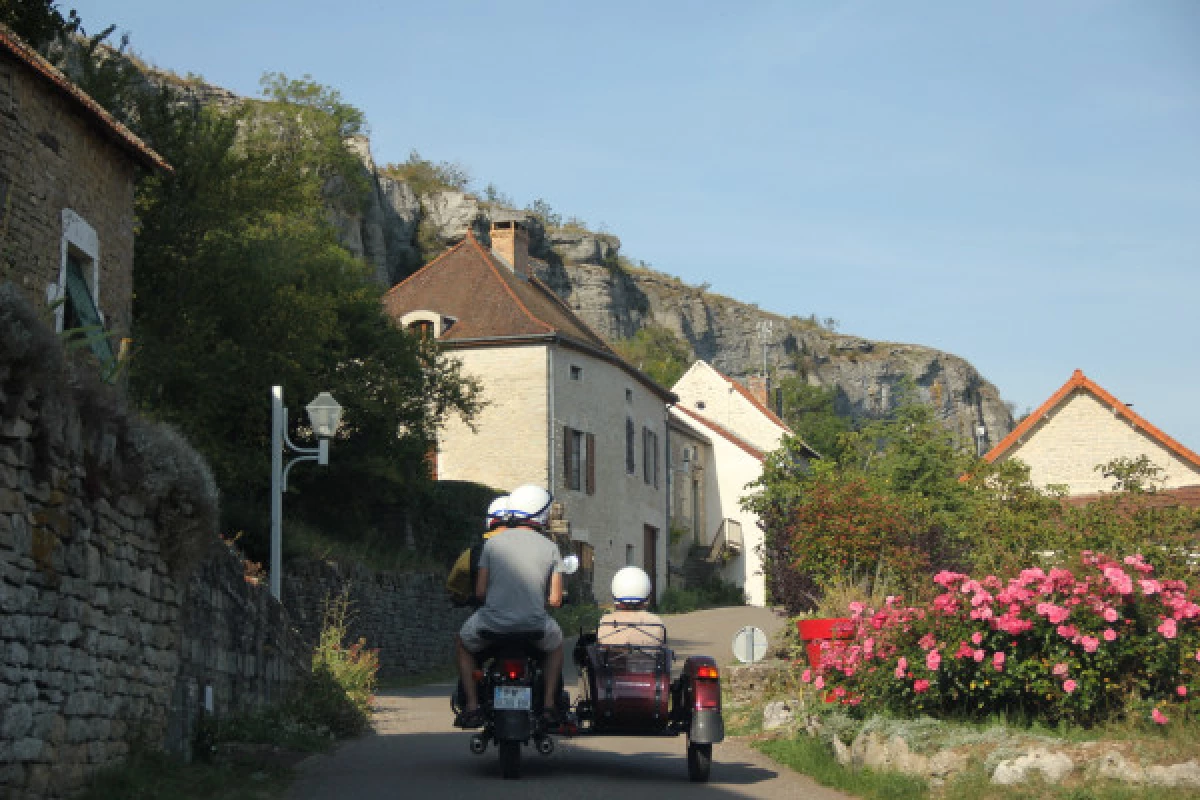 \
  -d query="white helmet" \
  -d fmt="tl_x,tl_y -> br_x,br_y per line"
612,566 -> 653,606
484,495 -> 509,537
503,484 -> 552,529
